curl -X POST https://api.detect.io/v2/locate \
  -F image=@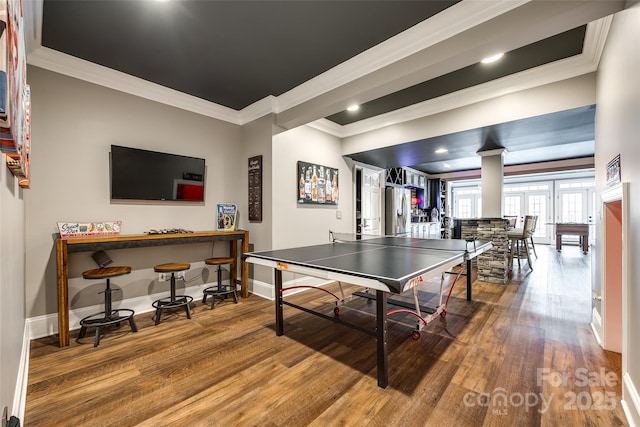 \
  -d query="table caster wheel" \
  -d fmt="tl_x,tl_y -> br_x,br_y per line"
440,310 -> 447,318
334,306 -> 340,315
412,330 -> 420,340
